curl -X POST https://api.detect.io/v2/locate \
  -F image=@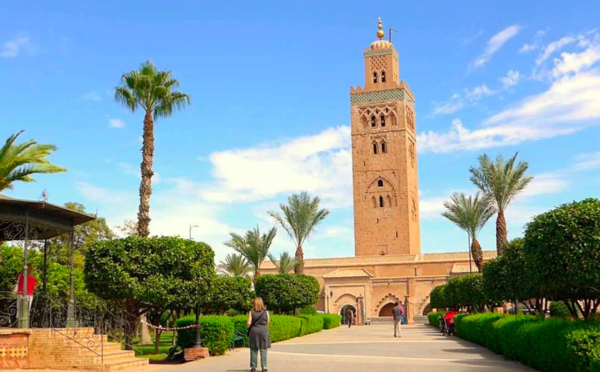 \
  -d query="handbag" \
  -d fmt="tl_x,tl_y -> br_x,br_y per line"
247,310 -> 266,336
